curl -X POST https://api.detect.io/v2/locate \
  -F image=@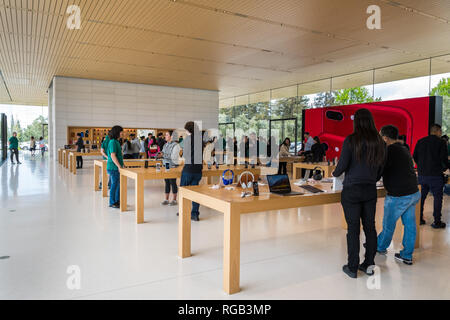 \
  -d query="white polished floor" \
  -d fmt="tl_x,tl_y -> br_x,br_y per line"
1,154 -> 450,300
